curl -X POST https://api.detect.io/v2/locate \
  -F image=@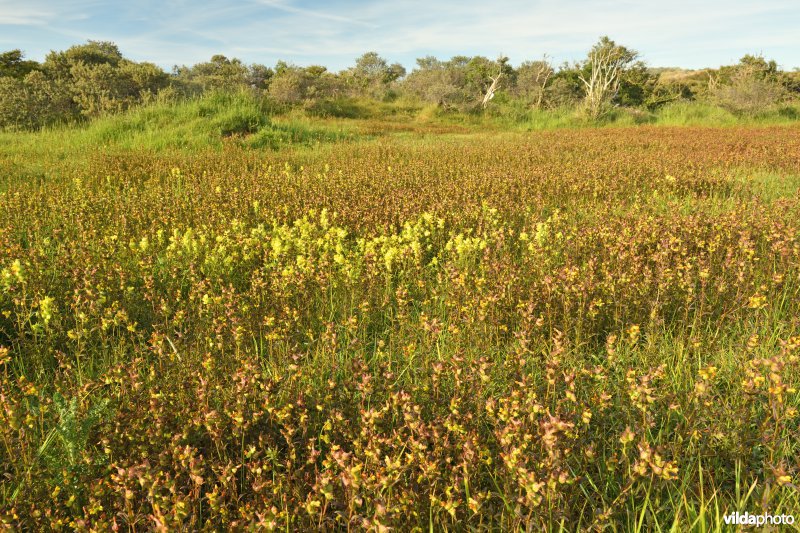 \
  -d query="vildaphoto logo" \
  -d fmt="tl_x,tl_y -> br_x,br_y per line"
723,512 -> 795,526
